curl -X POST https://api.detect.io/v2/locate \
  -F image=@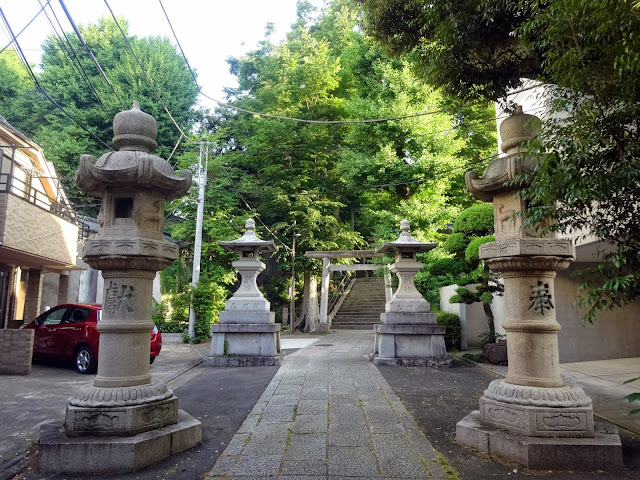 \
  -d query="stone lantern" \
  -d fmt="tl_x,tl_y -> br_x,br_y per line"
456,106 -> 621,470
371,220 -> 450,367
205,218 -> 283,366
39,102 -> 202,474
